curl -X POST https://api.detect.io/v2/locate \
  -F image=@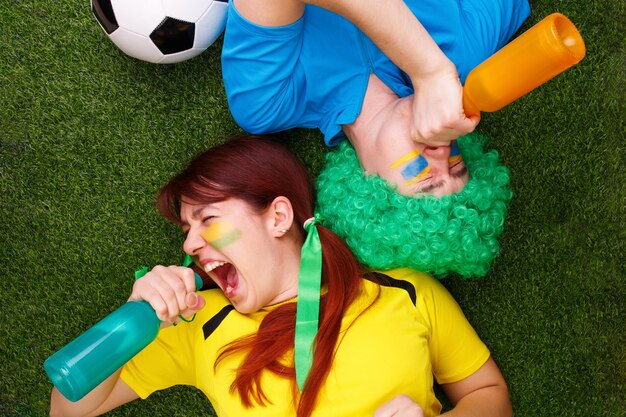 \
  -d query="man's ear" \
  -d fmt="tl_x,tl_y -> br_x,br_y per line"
267,196 -> 294,237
